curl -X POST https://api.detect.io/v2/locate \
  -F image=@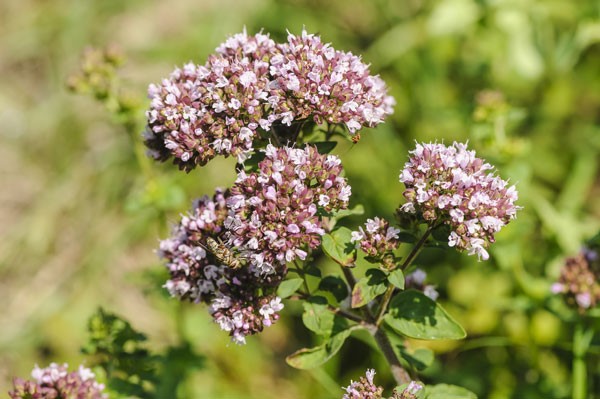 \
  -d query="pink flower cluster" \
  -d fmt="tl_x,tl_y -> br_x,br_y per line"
398,142 -> 519,261
145,29 -> 394,171
159,148 -> 350,343
9,363 -> 107,399
145,32 -> 279,171
270,30 -> 395,134
351,217 -> 401,259
228,144 -> 351,273
551,248 -> 600,311
342,369 -> 383,399
159,189 -> 286,344
341,369 -> 423,399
